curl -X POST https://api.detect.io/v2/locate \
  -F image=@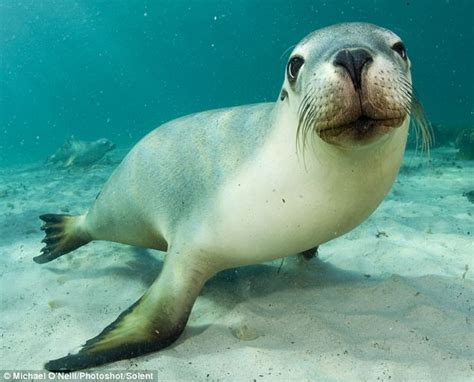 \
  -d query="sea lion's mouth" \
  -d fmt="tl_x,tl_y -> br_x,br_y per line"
295,59 -> 415,149
317,114 -> 405,144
